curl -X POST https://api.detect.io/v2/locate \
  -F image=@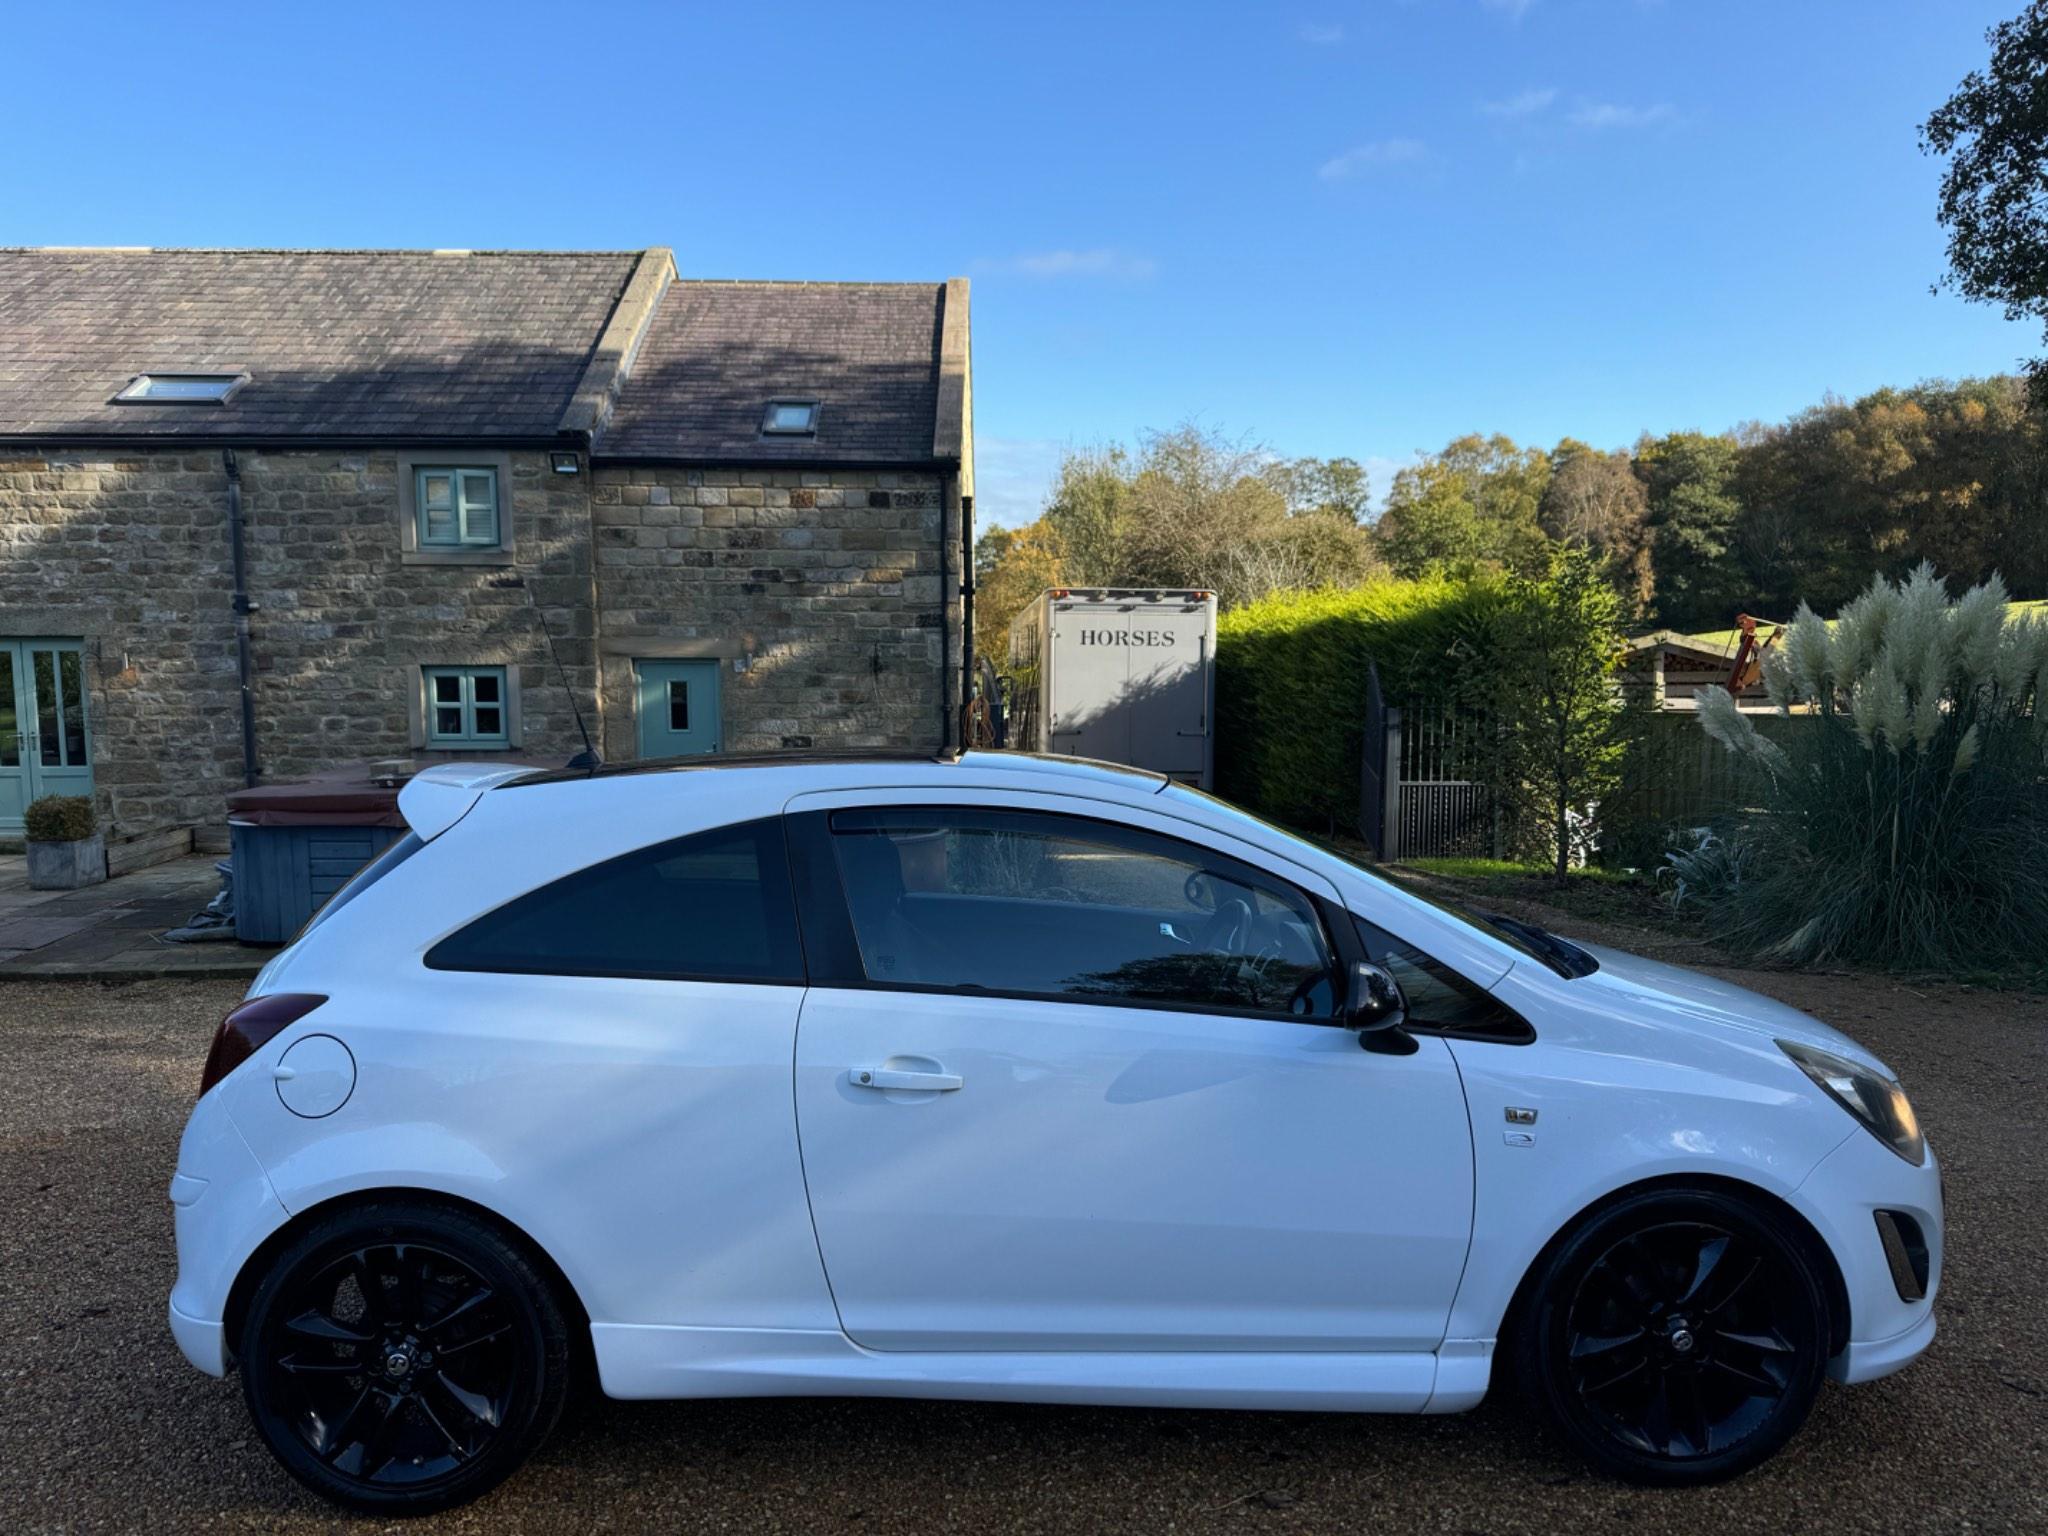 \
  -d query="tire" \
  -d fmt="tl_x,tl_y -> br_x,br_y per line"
237,1201 -> 573,1516
1514,1187 -> 1832,1485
